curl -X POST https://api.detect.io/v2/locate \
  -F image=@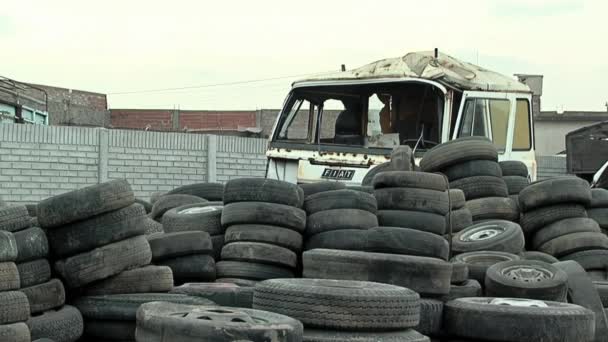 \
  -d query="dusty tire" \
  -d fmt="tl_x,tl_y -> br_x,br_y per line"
377,210 -> 446,235
162,203 -> 223,235
452,220 -> 525,254
590,188 -> 608,208
0,231 -> 18,263
171,282 -> 254,308
148,231 -> 213,261
46,203 -> 147,258
443,279 -> 483,301
448,189 -> 466,209
499,160 -> 529,177
221,202 -> 306,233
224,178 -> 302,207
485,260 -> 568,301
519,176 -> 591,212
253,278 -> 420,330
305,229 -> 369,252
225,225 -> 303,252
0,323 -> 30,342
142,217 -> 164,235
450,176 -> 508,200
17,259 -> 50,288
299,182 -> 346,197
520,204 -> 587,235
448,208 -> 473,233
451,261 -> 469,284
537,232 -> 608,257
420,137 -> 498,172
303,329 -> 429,342
443,160 -> 502,181
520,251 -> 559,264
504,176 -> 529,195
367,227 -> 450,260
21,278 -> 66,314
372,171 -> 447,191
554,260 -> 608,341
417,299 -> 443,336
157,254 -> 216,282
306,209 -> 378,236
216,261 -> 294,280
0,291 -> 30,324
151,194 -> 206,221
532,217 -> 600,250
560,249 -> 608,270
445,297 -> 595,342
465,197 -> 519,222
135,302 -> 303,342
304,190 -> 377,215
28,305 -> 83,342
587,208 -> 608,229
54,235 -> 152,288
451,251 -> 520,284
167,182 -> 224,201
211,235 -> 224,260
303,249 -> 452,295
0,206 -> 31,232
221,242 -> 297,268
37,179 -> 134,228
0,262 -> 20,291
374,187 -> 449,215
14,227 -> 48,263
84,265 -> 174,295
